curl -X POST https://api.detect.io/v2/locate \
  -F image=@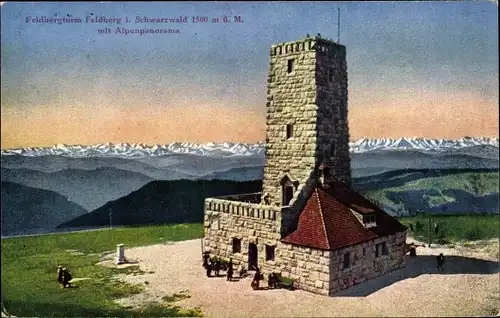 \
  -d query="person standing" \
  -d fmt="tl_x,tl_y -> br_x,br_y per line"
202,252 -> 210,269
206,262 -> 212,277
251,268 -> 263,290
214,258 -> 221,276
61,268 -> 73,288
437,253 -> 445,271
405,242 -> 425,257
57,265 -> 63,286
226,258 -> 233,281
